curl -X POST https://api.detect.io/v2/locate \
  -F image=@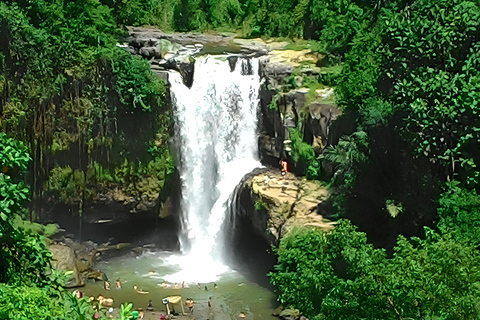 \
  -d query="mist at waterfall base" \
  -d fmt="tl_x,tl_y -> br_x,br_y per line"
163,55 -> 262,284
82,252 -> 277,320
